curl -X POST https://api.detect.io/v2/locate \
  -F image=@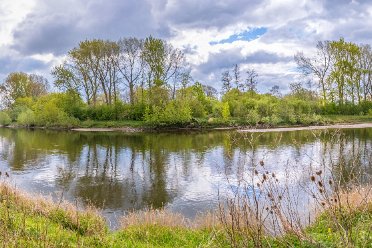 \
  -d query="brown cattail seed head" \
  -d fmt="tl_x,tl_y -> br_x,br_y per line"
316,170 -> 322,176
263,174 -> 267,181
329,180 -> 333,185
318,181 -> 323,187
321,202 -> 326,206
260,160 -> 264,166
272,173 -> 275,178
311,176 -> 316,182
